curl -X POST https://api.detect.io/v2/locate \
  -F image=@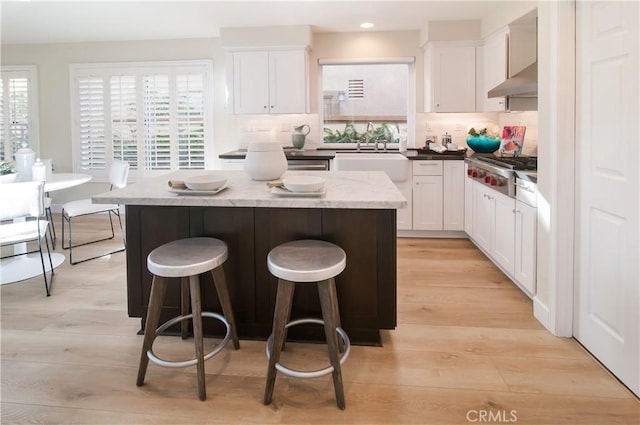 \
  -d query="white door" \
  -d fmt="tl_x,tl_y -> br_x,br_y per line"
575,0 -> 639,396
